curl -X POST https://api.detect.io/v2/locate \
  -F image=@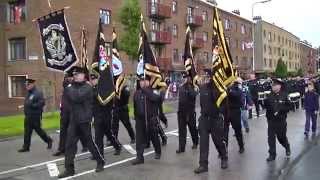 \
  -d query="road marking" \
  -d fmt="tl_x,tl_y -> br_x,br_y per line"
60,151 -> 155,180
0,129 -> 178,176
123,145 -> 136,155
0,146 -> 113,176
167,132 -> 178,136
47,163 -> 59,177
